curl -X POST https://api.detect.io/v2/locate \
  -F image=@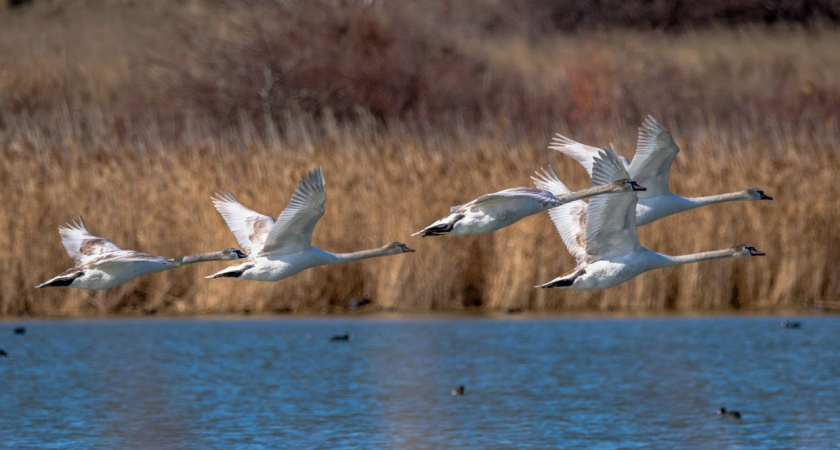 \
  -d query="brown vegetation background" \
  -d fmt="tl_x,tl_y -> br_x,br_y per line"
1,1 -> 838,316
